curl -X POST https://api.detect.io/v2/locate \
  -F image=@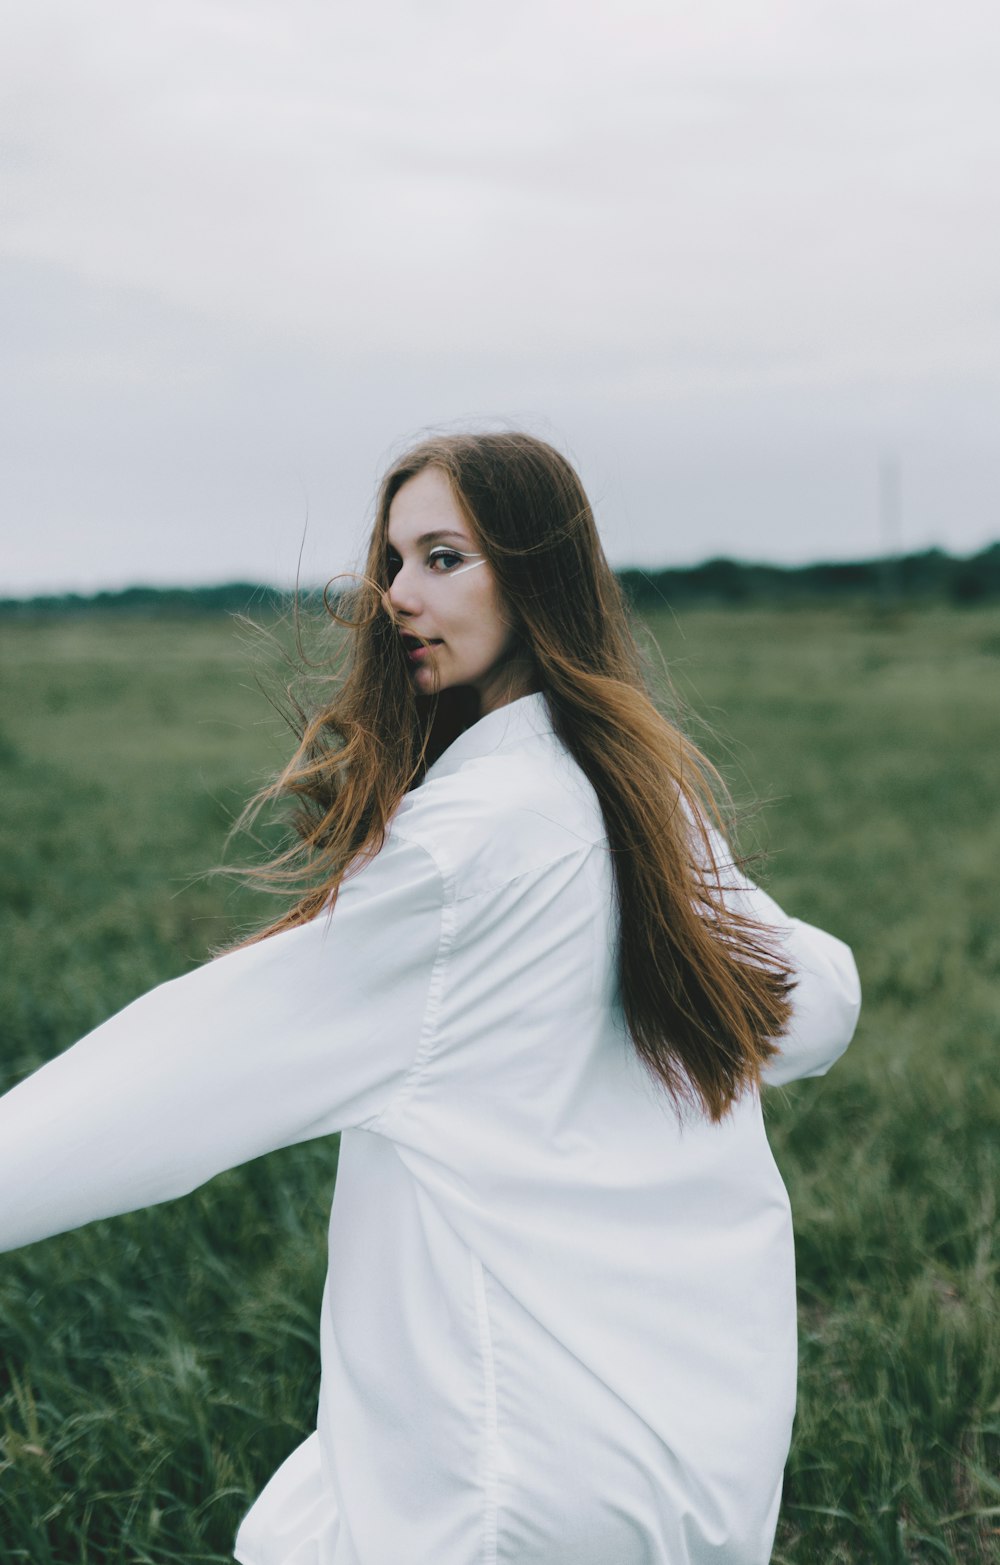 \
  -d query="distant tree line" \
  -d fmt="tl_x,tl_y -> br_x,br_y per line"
0,583 -> 290,620
618,543 -> 1000,609
2,544 -> 998,619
